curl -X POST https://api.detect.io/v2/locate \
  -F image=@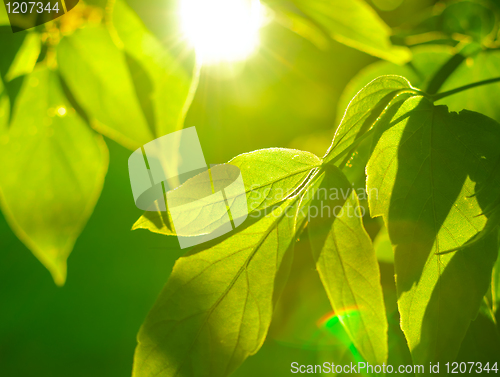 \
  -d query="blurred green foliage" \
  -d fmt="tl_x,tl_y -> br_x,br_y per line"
1,0 -> 500,376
